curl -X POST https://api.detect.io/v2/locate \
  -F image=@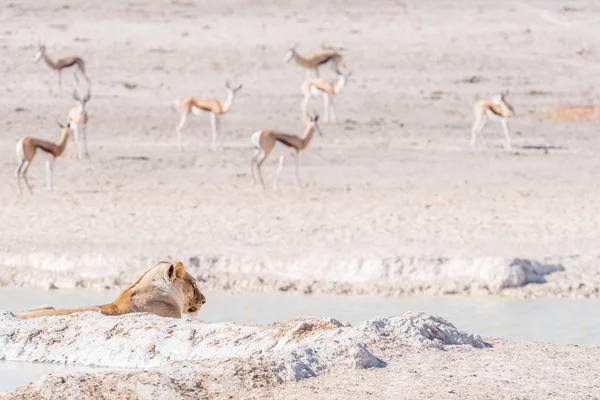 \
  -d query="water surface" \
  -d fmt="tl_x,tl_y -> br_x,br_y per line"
1,288 -> 599,393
